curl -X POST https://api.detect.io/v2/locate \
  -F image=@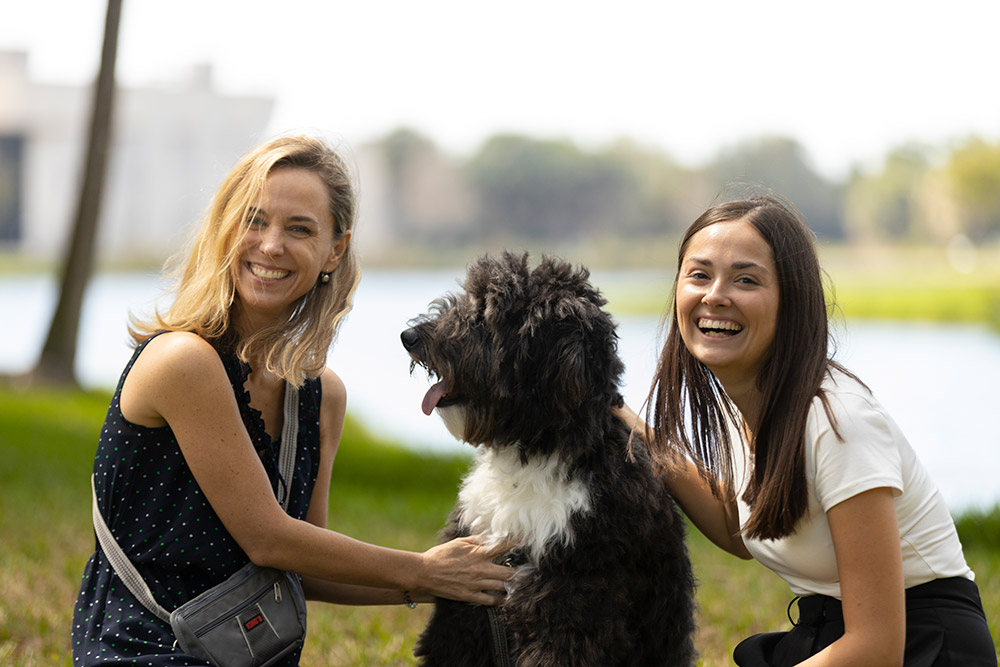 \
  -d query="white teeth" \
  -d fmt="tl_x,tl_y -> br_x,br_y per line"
698,318 -> 742,332
249,264 -> 289,281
